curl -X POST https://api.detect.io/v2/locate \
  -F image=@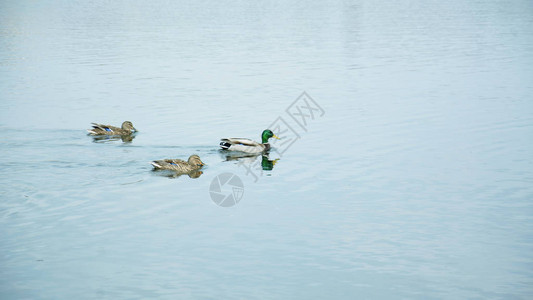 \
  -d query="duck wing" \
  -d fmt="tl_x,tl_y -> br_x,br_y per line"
164,158 -> 187,165
220,138 -> 264,153
88,123 -> 121,134
151,158 -> 187,169
220,138 -> 261,147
